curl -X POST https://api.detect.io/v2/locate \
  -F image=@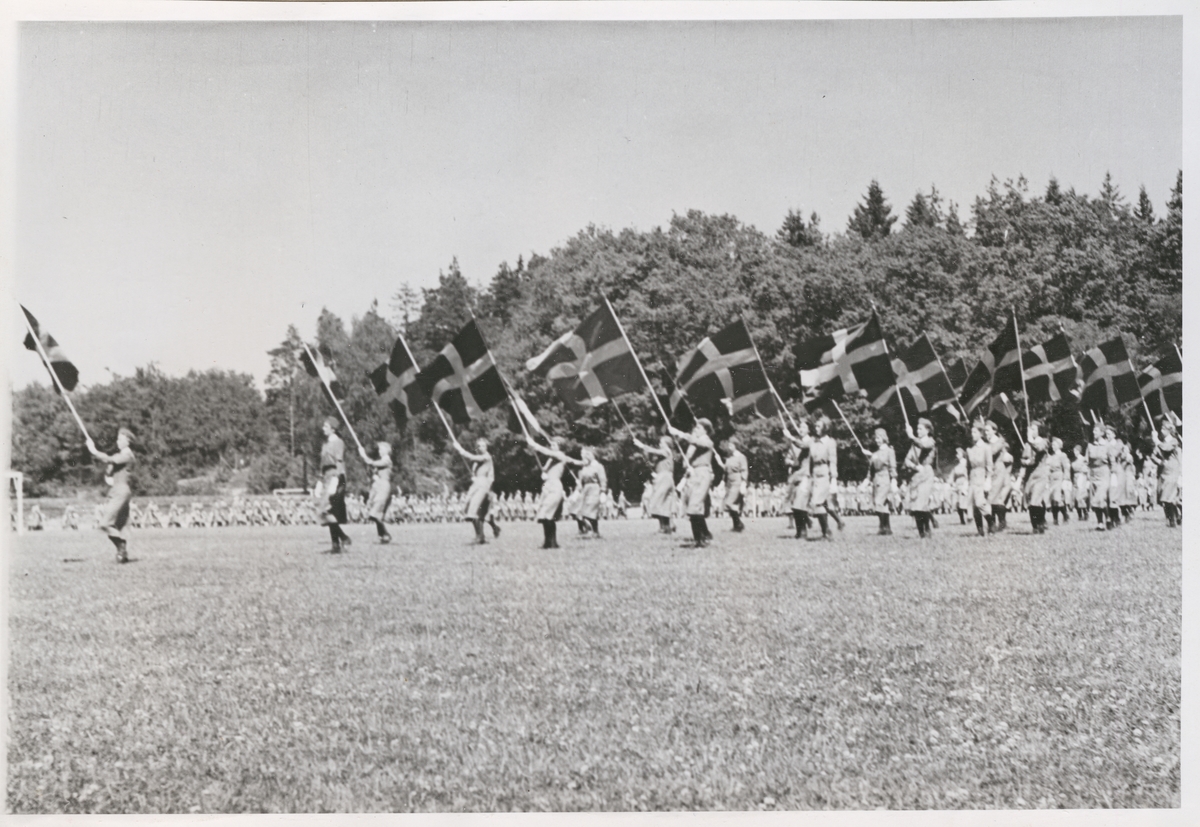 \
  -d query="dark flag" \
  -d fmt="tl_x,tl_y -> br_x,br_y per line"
959,315 -> 1020,414
796,312 -> 893,411
1021,331 -> 1080,404
21,305 -> 79,392
867,333 -> 958,418
1079,337 -> 1140,413
989,392 -> 1022,444
944,356 -> 968,394
525,303 -> 645,409
417,320 -> 507,425
659,357 -> 696,432
299,343 -> 345,408
368,335 -> 430,431
1138,350 -> 1182,420
671,319 -> 776,418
